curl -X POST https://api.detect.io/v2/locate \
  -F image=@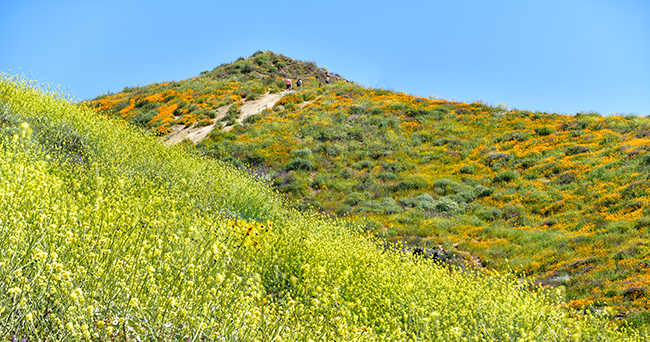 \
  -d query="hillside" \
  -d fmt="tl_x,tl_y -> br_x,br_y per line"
86,51 -> 650,326
6,74 -> 650,340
